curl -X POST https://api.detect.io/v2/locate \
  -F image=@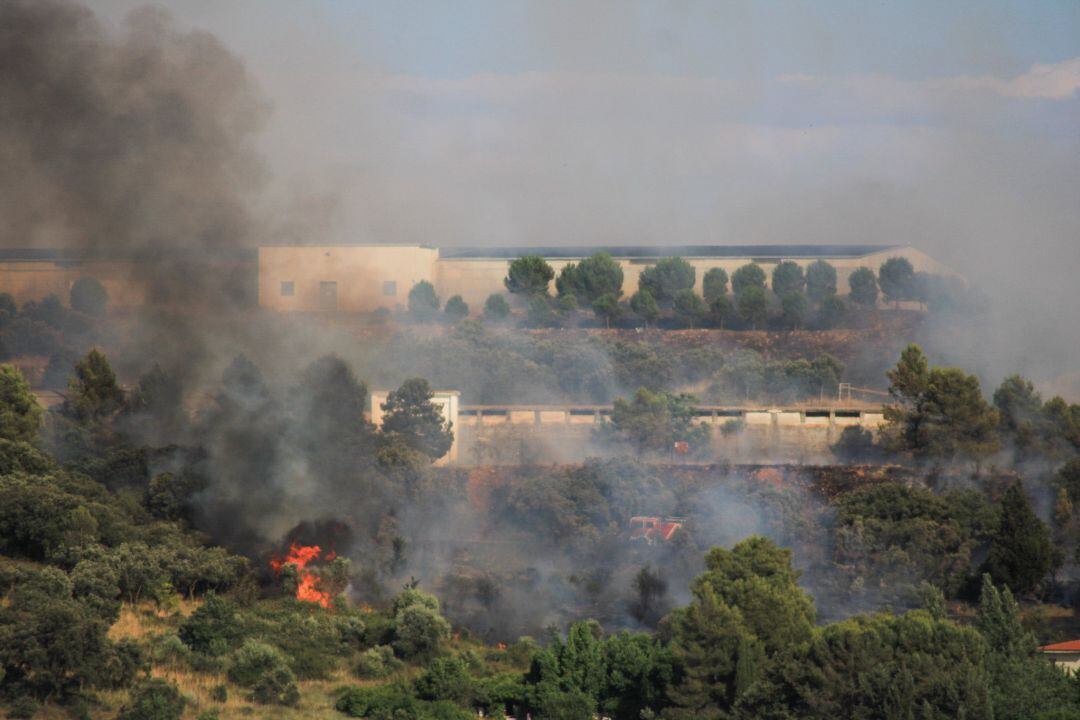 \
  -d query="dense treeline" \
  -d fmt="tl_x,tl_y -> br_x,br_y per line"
403,253 -> 970,331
